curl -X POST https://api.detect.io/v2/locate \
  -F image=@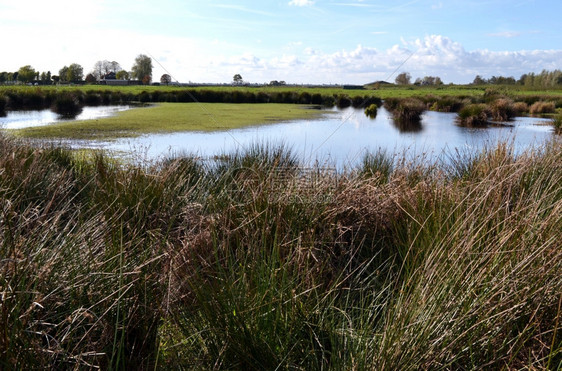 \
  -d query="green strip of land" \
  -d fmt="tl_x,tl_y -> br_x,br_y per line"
14,103 -> 328,140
